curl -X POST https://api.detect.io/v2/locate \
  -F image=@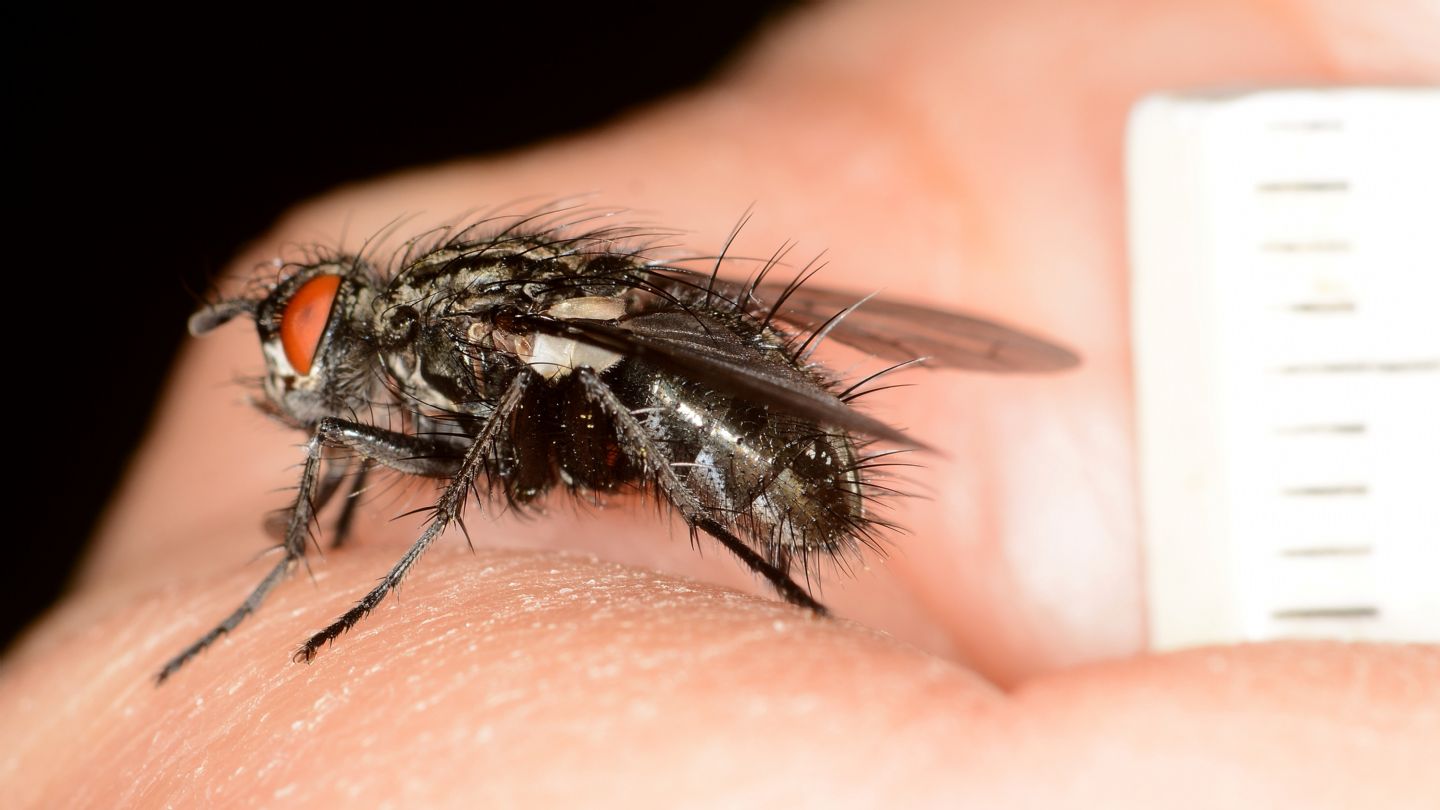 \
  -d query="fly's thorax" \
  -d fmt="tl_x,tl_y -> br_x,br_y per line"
371,274 -> 632,416
372,241 -> 659,391
459,294 -> 631,391
506,296 -> 627,380
369,270 -> 512,414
